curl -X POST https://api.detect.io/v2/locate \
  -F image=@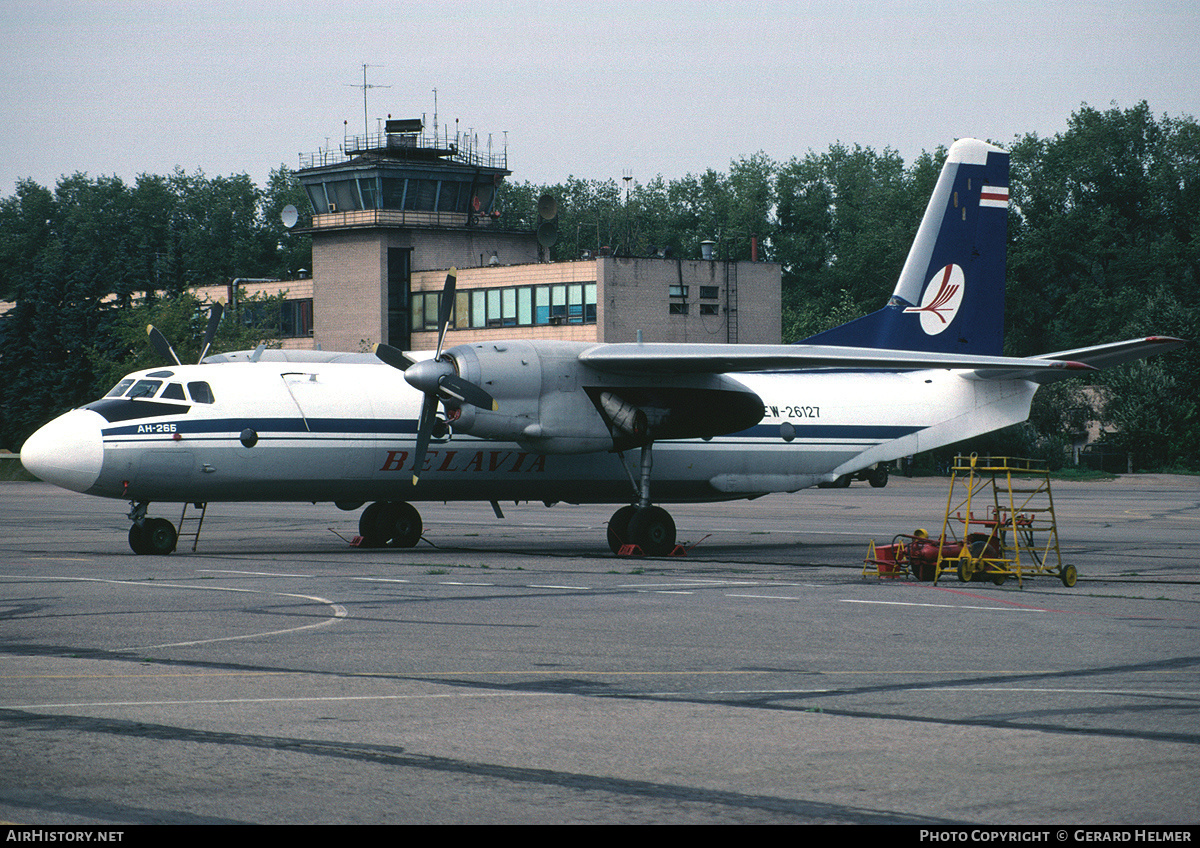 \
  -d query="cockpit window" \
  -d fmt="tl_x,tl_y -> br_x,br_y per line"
126,380 -> 163,399
105,379 -> 135,398
187,381 -> 215,404
161,382 -> 186,400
